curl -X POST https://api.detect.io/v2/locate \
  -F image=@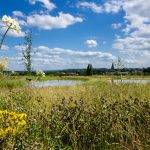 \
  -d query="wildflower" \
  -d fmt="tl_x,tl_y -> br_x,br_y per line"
0,15 -> 21,49
18,113 -> 27,120
0,130 -> 6,138
36,70 -> 45,77
17,120 -> 26,126
2,15 -> 21,33
0,59 -> 8,73
0,110 -> 27,138
11,70 -> 16,75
